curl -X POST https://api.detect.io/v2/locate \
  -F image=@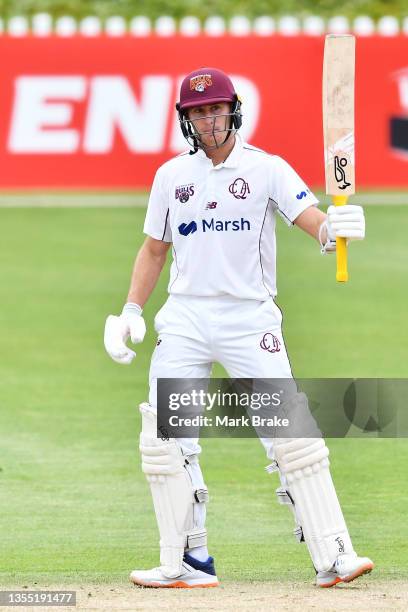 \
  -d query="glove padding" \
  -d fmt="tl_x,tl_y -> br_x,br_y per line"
326,204 -> 365,240
104,303 -> 146,365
